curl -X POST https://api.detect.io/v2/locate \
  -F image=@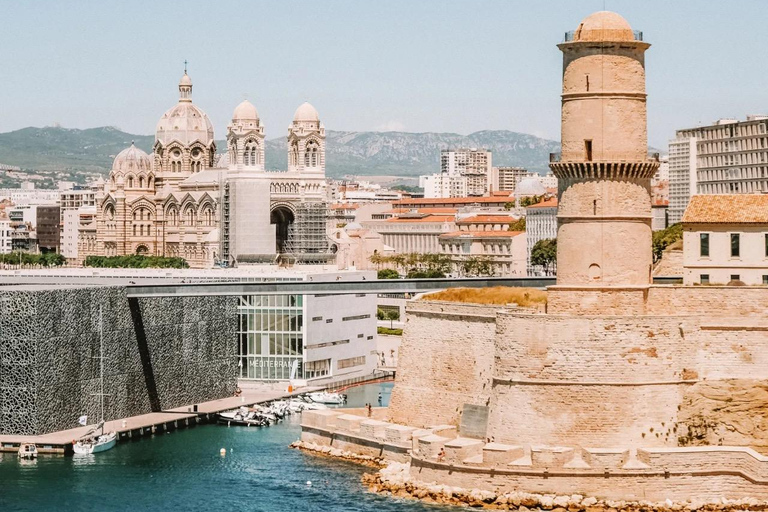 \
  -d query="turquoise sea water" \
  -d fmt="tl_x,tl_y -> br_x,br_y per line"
0,383 -> 447,512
